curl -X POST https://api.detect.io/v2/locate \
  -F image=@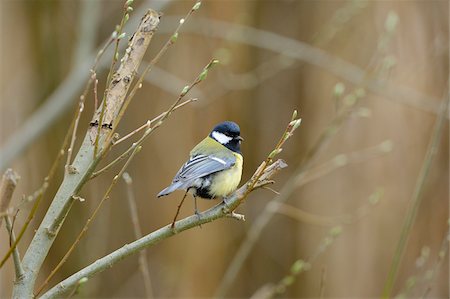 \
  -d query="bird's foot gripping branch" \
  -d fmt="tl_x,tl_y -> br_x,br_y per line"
40,111 -> 301,299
